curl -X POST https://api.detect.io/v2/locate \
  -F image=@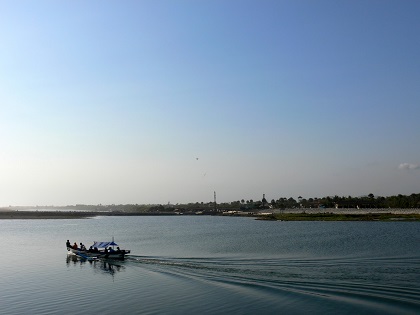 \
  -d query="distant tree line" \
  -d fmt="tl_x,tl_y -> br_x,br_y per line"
35,193 -> 420,213
290,193 -> 420,209
190,193 -> 420,211
146,193 -> 420,212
